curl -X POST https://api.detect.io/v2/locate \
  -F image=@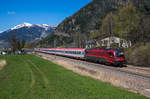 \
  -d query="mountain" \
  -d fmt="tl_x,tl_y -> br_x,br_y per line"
0,22 -> 56,42
40,0 -> 146,48
0,31 -> 3,33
